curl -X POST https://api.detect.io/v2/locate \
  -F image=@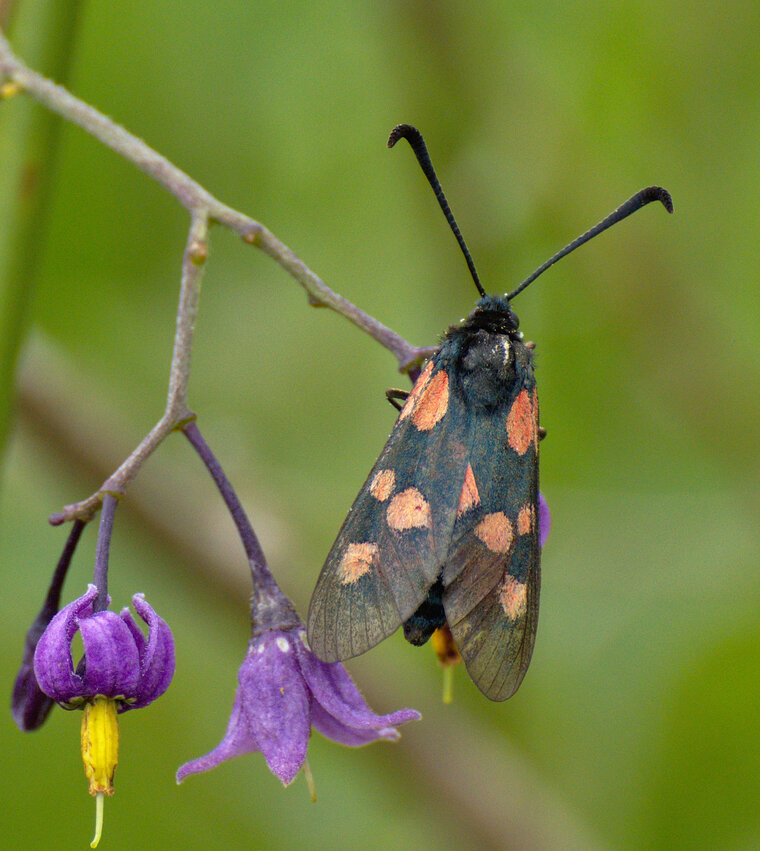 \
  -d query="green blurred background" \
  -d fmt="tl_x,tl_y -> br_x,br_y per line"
1,1 -> 758,849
